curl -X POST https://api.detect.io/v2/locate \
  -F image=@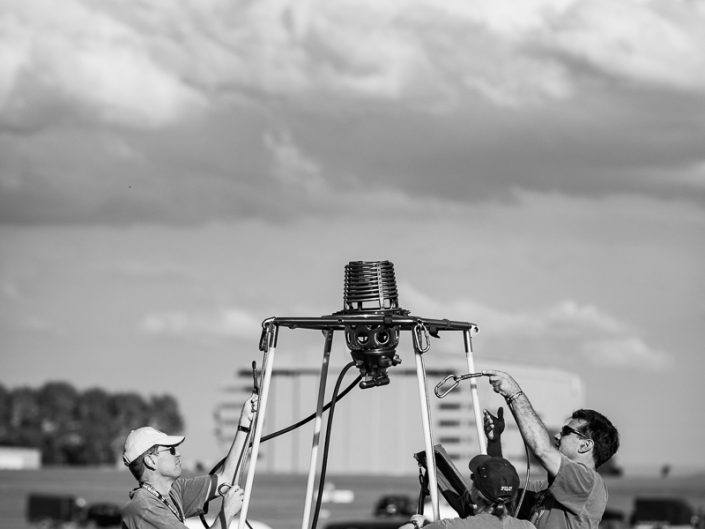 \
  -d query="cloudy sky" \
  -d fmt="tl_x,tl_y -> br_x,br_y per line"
1,0 -> 704,473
